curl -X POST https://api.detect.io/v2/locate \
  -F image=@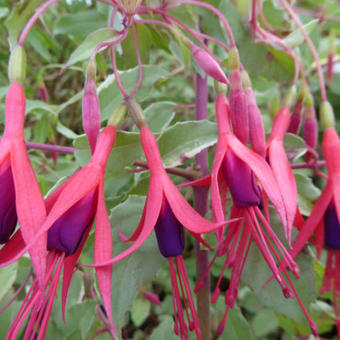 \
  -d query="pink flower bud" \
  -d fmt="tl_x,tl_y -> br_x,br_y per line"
142,291 -> 162,306
287,99 -> 303,134
245,87 -> 266,157
190,44 -> 228,84
82,77 -> 101,154
38,85 -> 49,103
229,70 -> 249,144
303,115 -> 318,163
